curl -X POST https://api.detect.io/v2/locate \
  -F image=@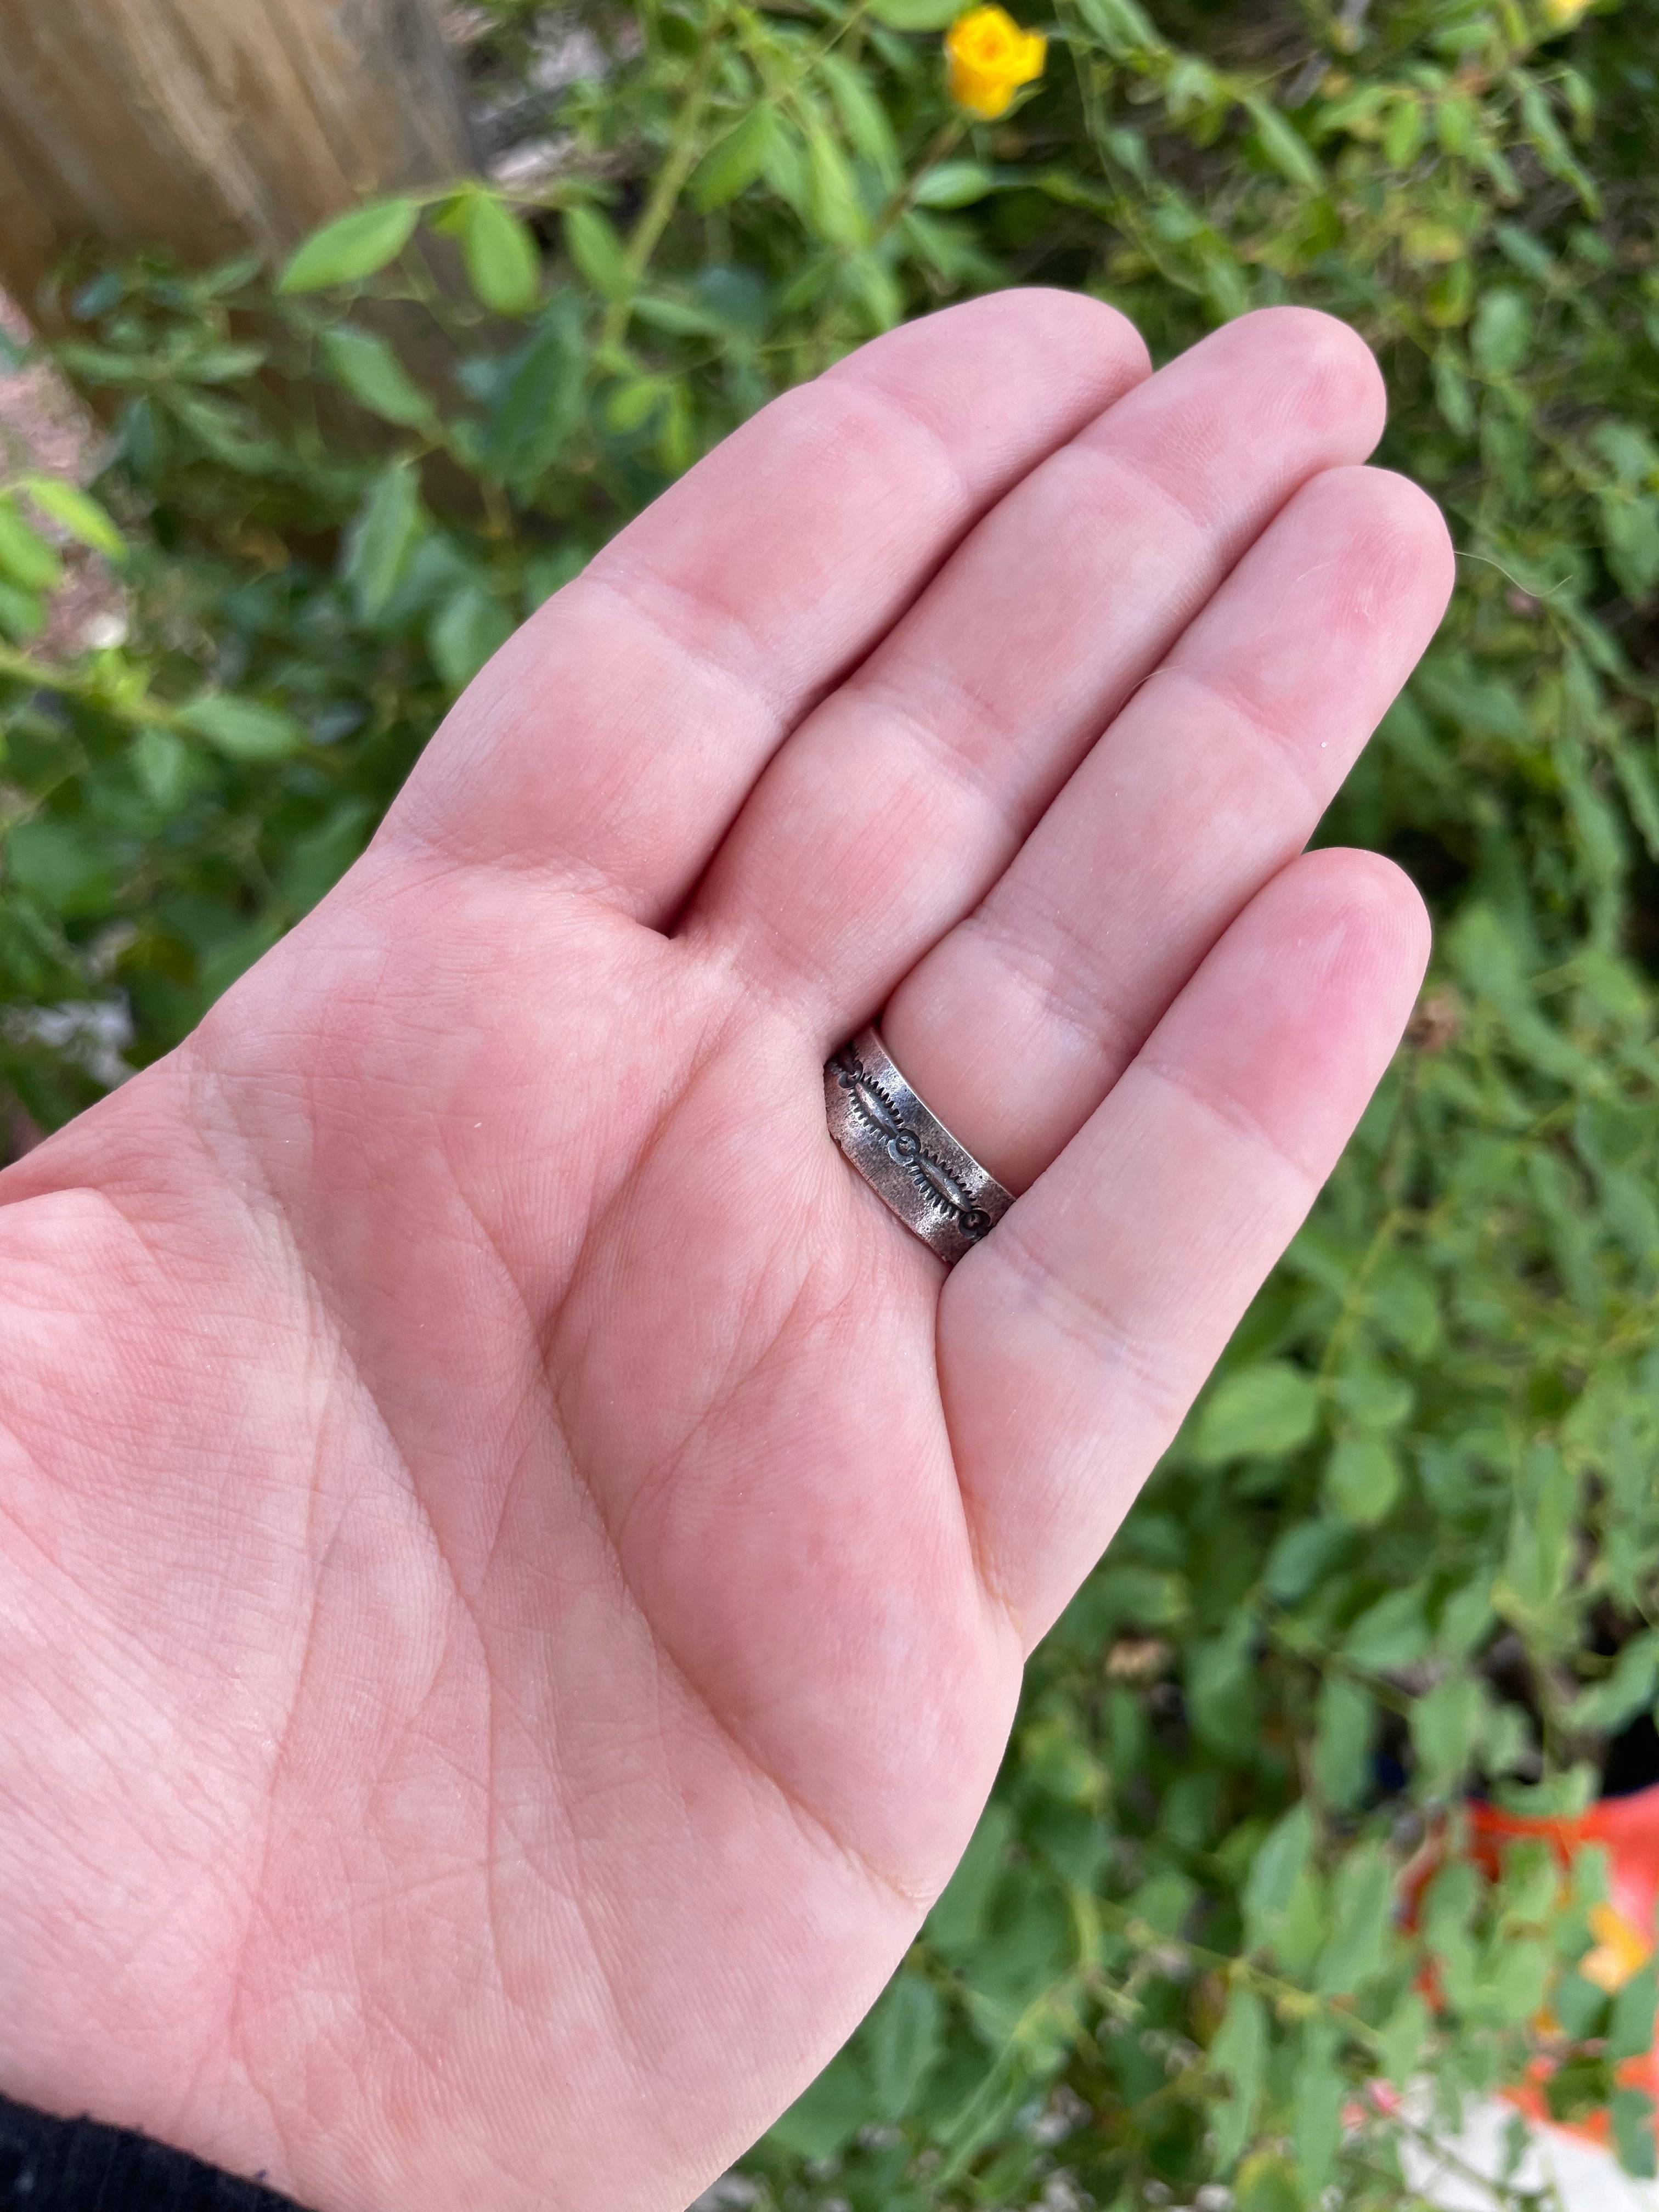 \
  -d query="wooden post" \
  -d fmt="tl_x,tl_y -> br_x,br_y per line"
0,0 -> 474,328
